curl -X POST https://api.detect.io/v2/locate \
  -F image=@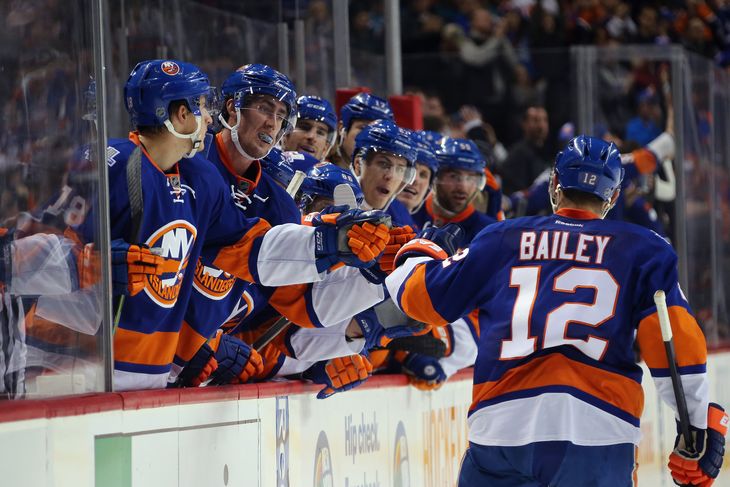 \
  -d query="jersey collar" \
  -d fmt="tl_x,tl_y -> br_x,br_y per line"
128,131 -> 180,178
555,208 -> 600,220
425,194 -> 476,225
215,132 -> 261,195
